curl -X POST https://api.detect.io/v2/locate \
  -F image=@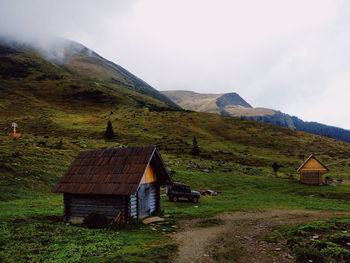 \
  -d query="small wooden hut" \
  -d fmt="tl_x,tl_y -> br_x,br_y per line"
297,154 -> 329,185
53,146 -> 173,224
